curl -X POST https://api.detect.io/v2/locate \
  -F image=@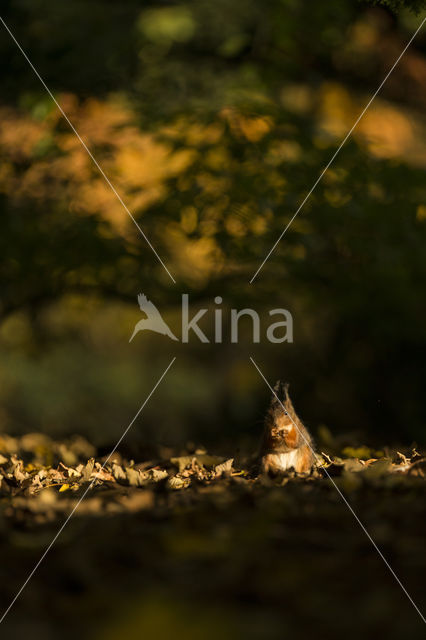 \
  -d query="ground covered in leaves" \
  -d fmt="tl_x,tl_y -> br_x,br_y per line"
0,433 -> 425,639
